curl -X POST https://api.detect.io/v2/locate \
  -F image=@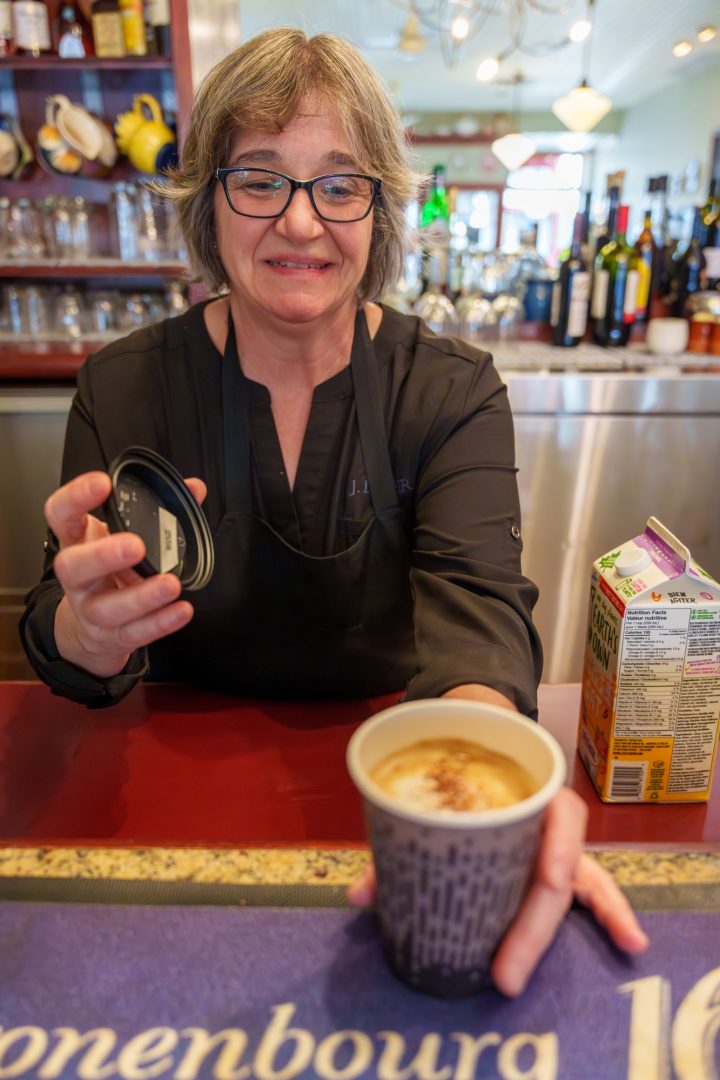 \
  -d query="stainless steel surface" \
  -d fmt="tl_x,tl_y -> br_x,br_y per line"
508,373 -> 720,683
0,389 -> 73,678
503,371 -> 720,413
2,372 -> 719,685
